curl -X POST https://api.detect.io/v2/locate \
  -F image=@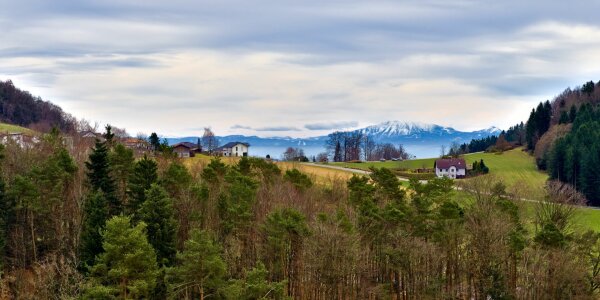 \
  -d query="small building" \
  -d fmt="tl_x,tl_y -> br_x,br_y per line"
172,142 -> 202,158
434,158 -> 466,179
217,142 -> 249,157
